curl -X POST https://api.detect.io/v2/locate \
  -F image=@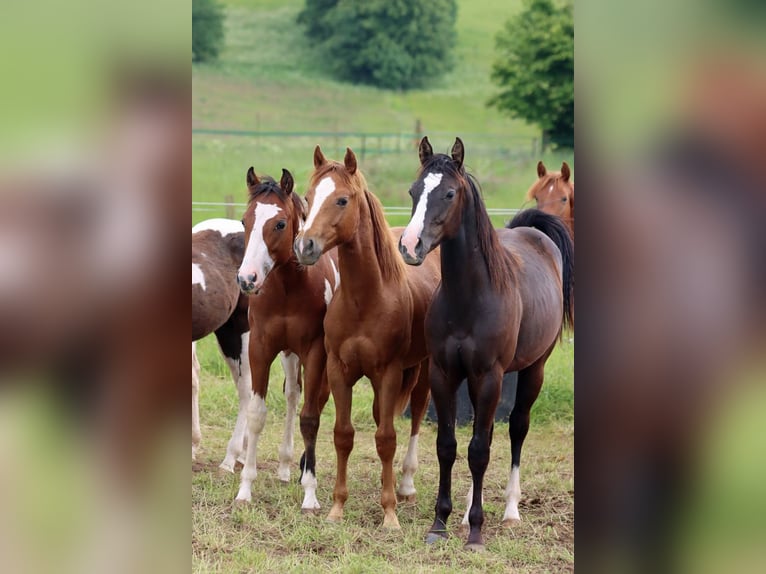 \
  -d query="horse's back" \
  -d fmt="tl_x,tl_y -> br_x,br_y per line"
497,227 -> 563,370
